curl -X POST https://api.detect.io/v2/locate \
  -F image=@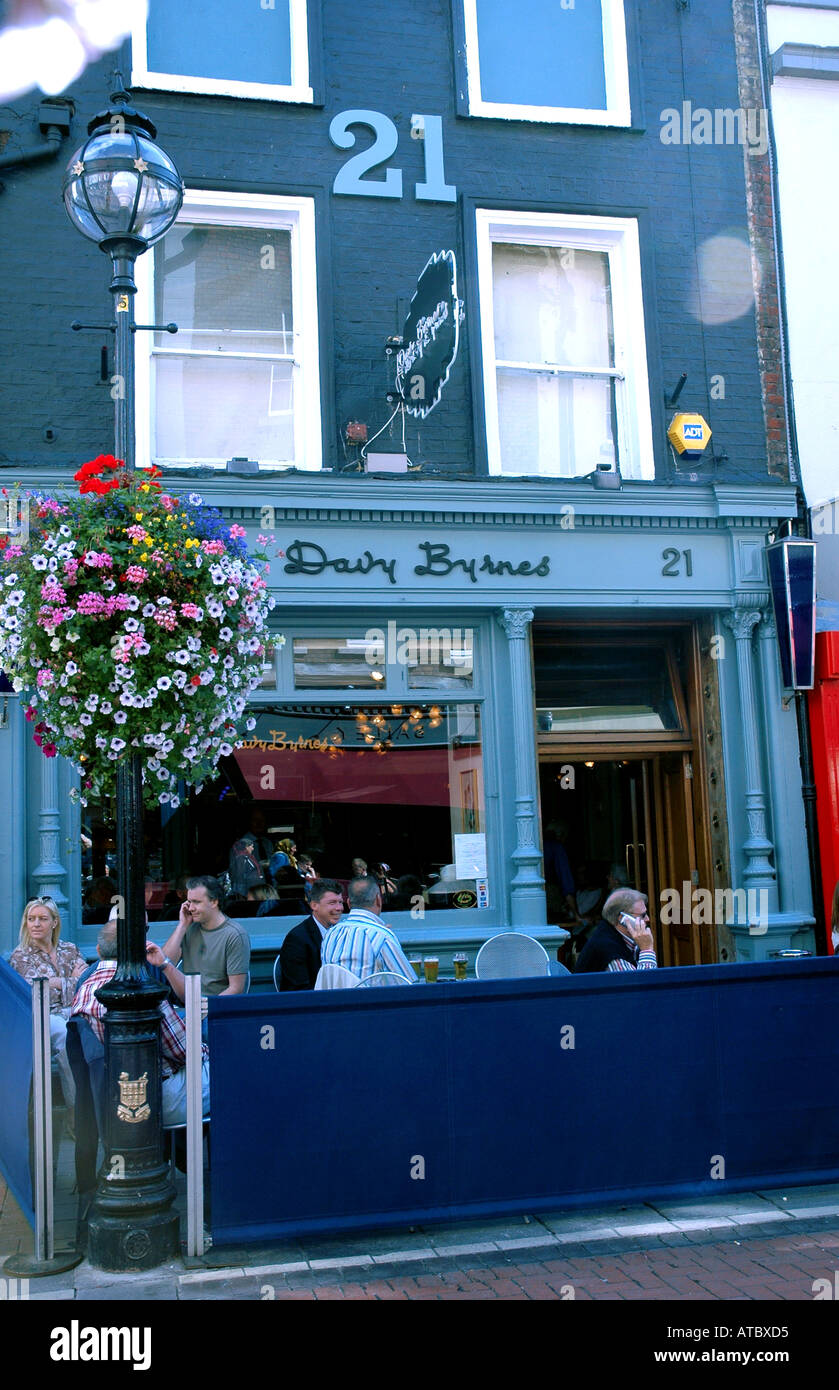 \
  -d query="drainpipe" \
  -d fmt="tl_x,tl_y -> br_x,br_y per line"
0,100 -> 73,174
